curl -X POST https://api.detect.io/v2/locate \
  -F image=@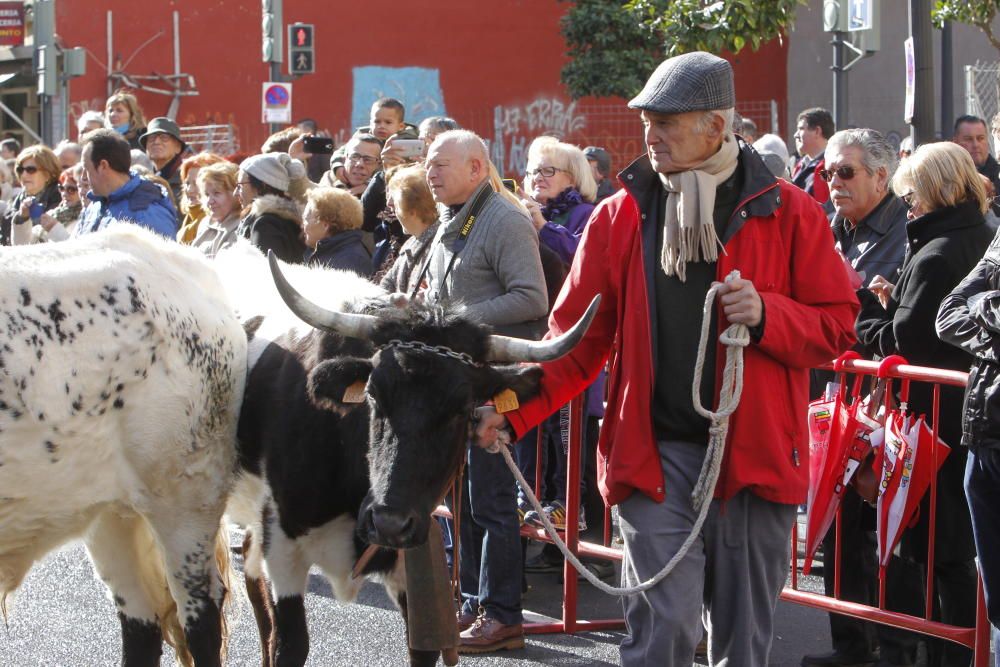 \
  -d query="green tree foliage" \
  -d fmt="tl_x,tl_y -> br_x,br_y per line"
560,0 -> 806,99
559,0 -> 662,100
932,1 -> 1000,52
